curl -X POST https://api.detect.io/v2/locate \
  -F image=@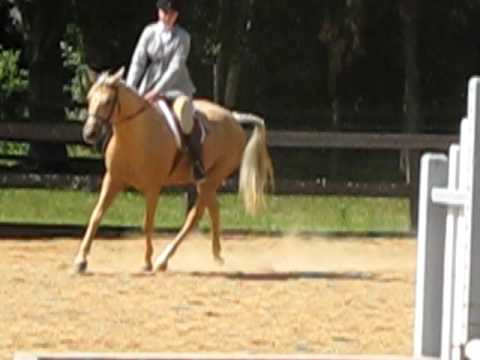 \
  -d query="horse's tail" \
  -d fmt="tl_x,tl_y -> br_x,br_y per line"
232,112 -> 275,215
